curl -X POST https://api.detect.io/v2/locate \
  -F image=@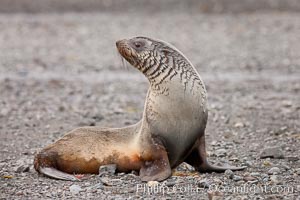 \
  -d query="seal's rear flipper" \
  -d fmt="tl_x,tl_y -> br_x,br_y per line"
139,140 -> 171,182
185,135 -> 247,173
39,167 -> 79,181
197,162 -> 247,173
